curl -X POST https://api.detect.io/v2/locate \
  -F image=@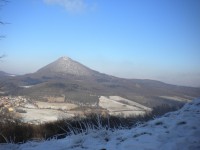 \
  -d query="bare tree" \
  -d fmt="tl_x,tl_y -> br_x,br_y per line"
0,0 -> 8,33
0,54 -> 5,59
0,0 -> 8,59
0,21 -> 5,39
